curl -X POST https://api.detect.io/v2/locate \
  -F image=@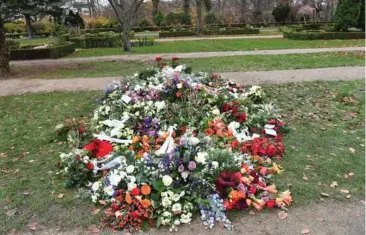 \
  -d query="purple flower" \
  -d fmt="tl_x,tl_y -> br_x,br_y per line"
237,184 -> 246,193
178,164 -> 185,173
188,161 -> 196,170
